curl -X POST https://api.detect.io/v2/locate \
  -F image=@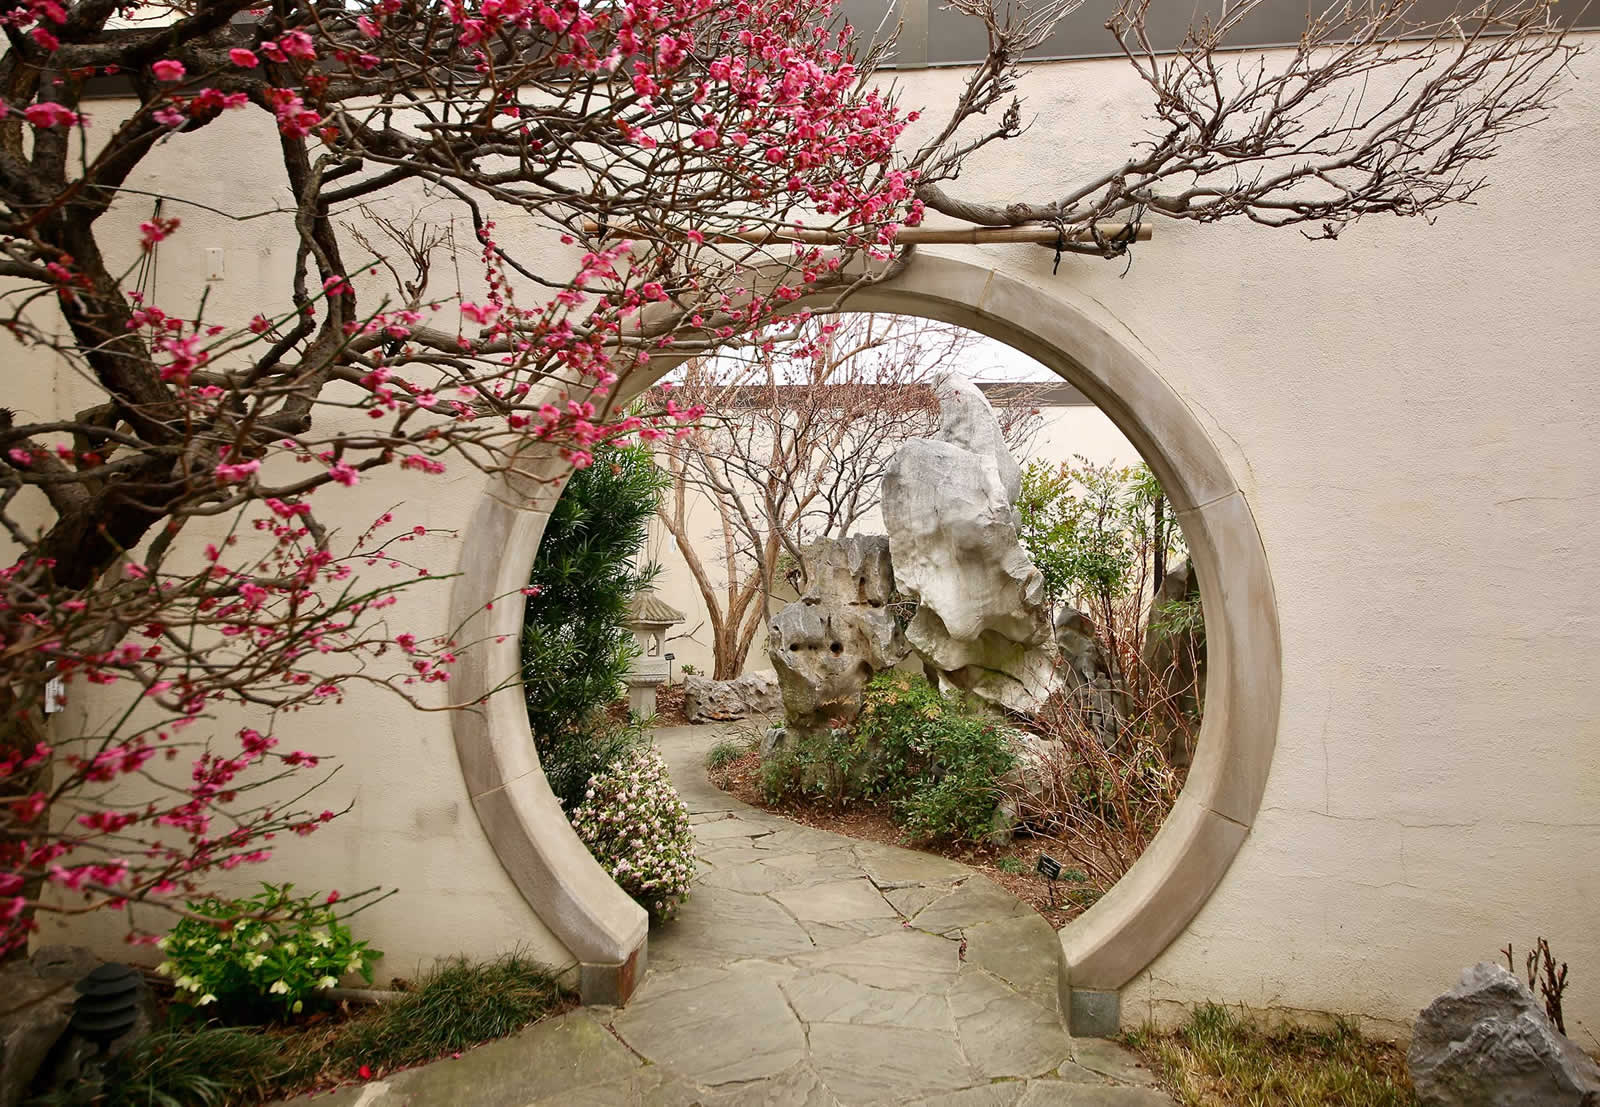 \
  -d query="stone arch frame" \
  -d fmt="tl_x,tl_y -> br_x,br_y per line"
447,252 -> 1282,1019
